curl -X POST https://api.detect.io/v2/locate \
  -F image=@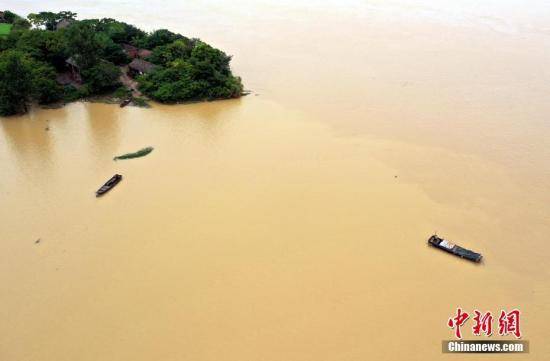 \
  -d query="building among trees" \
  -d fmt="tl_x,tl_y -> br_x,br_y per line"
128,59 -> 156,77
